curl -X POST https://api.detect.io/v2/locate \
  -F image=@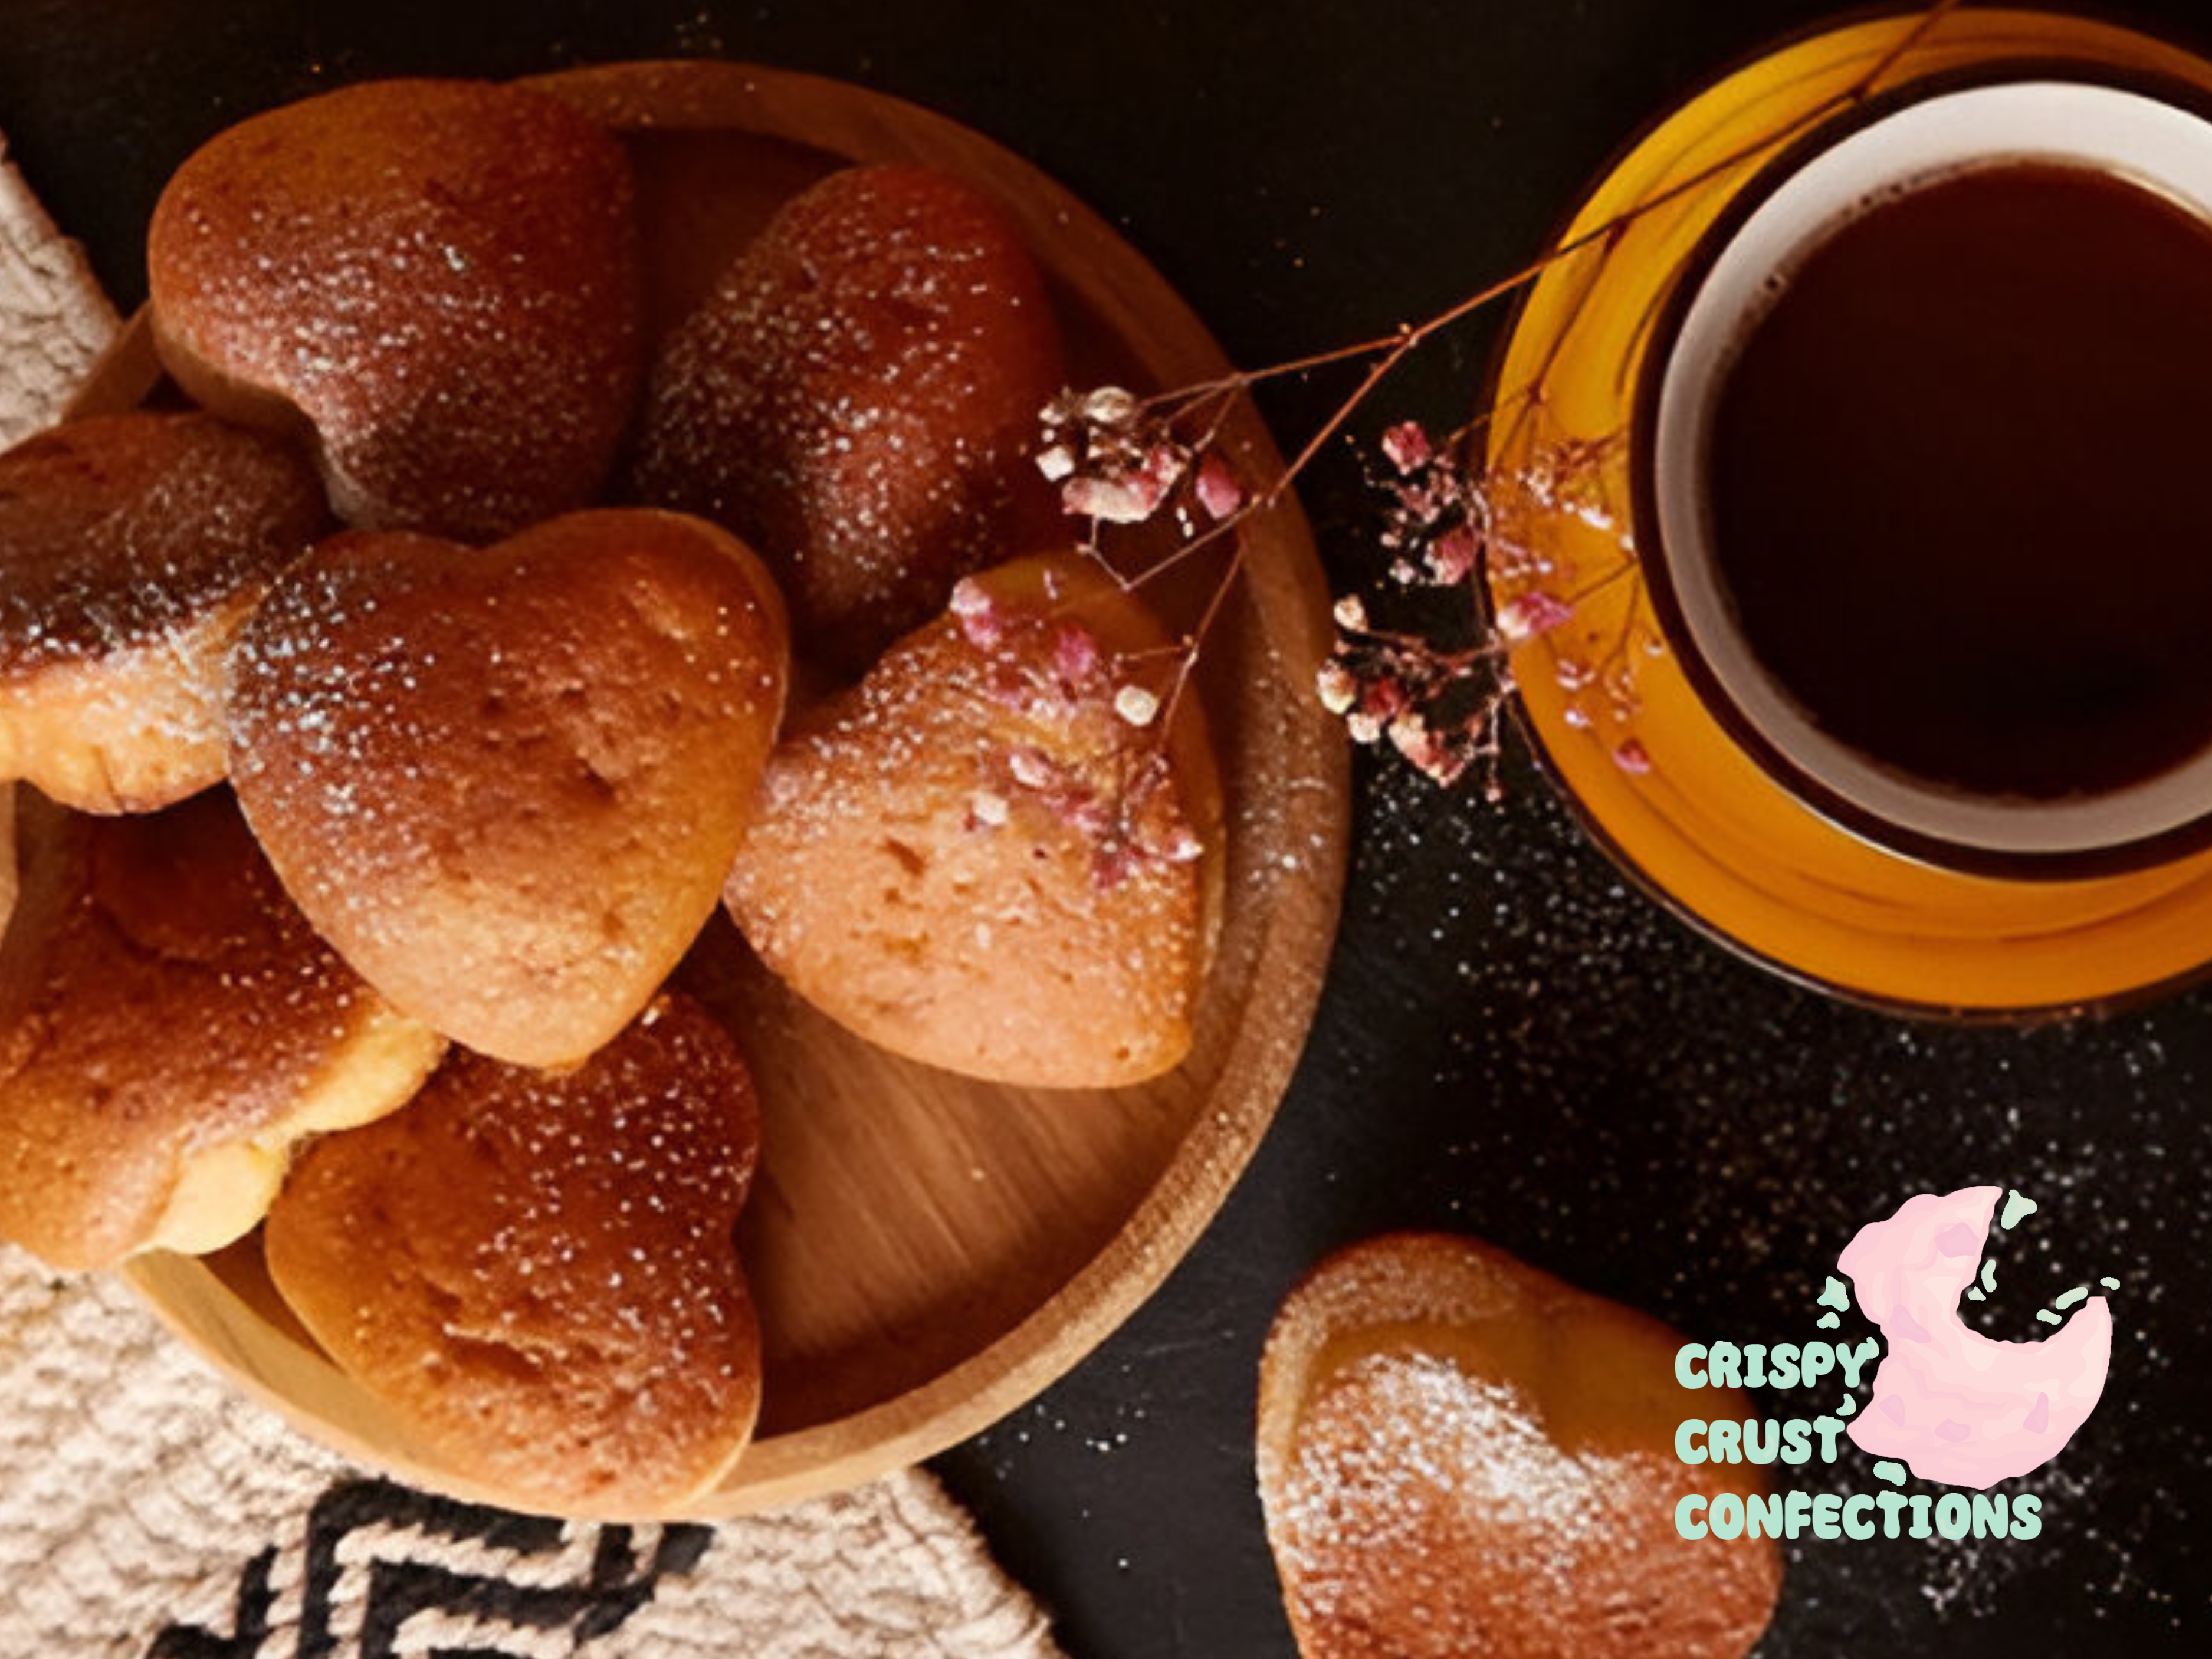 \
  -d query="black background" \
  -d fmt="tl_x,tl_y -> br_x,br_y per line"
5,2 -> 2208,1654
